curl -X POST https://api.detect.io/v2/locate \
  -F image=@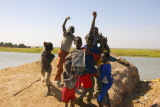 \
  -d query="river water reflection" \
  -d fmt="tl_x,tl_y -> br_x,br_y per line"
0,52 -> 159,80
